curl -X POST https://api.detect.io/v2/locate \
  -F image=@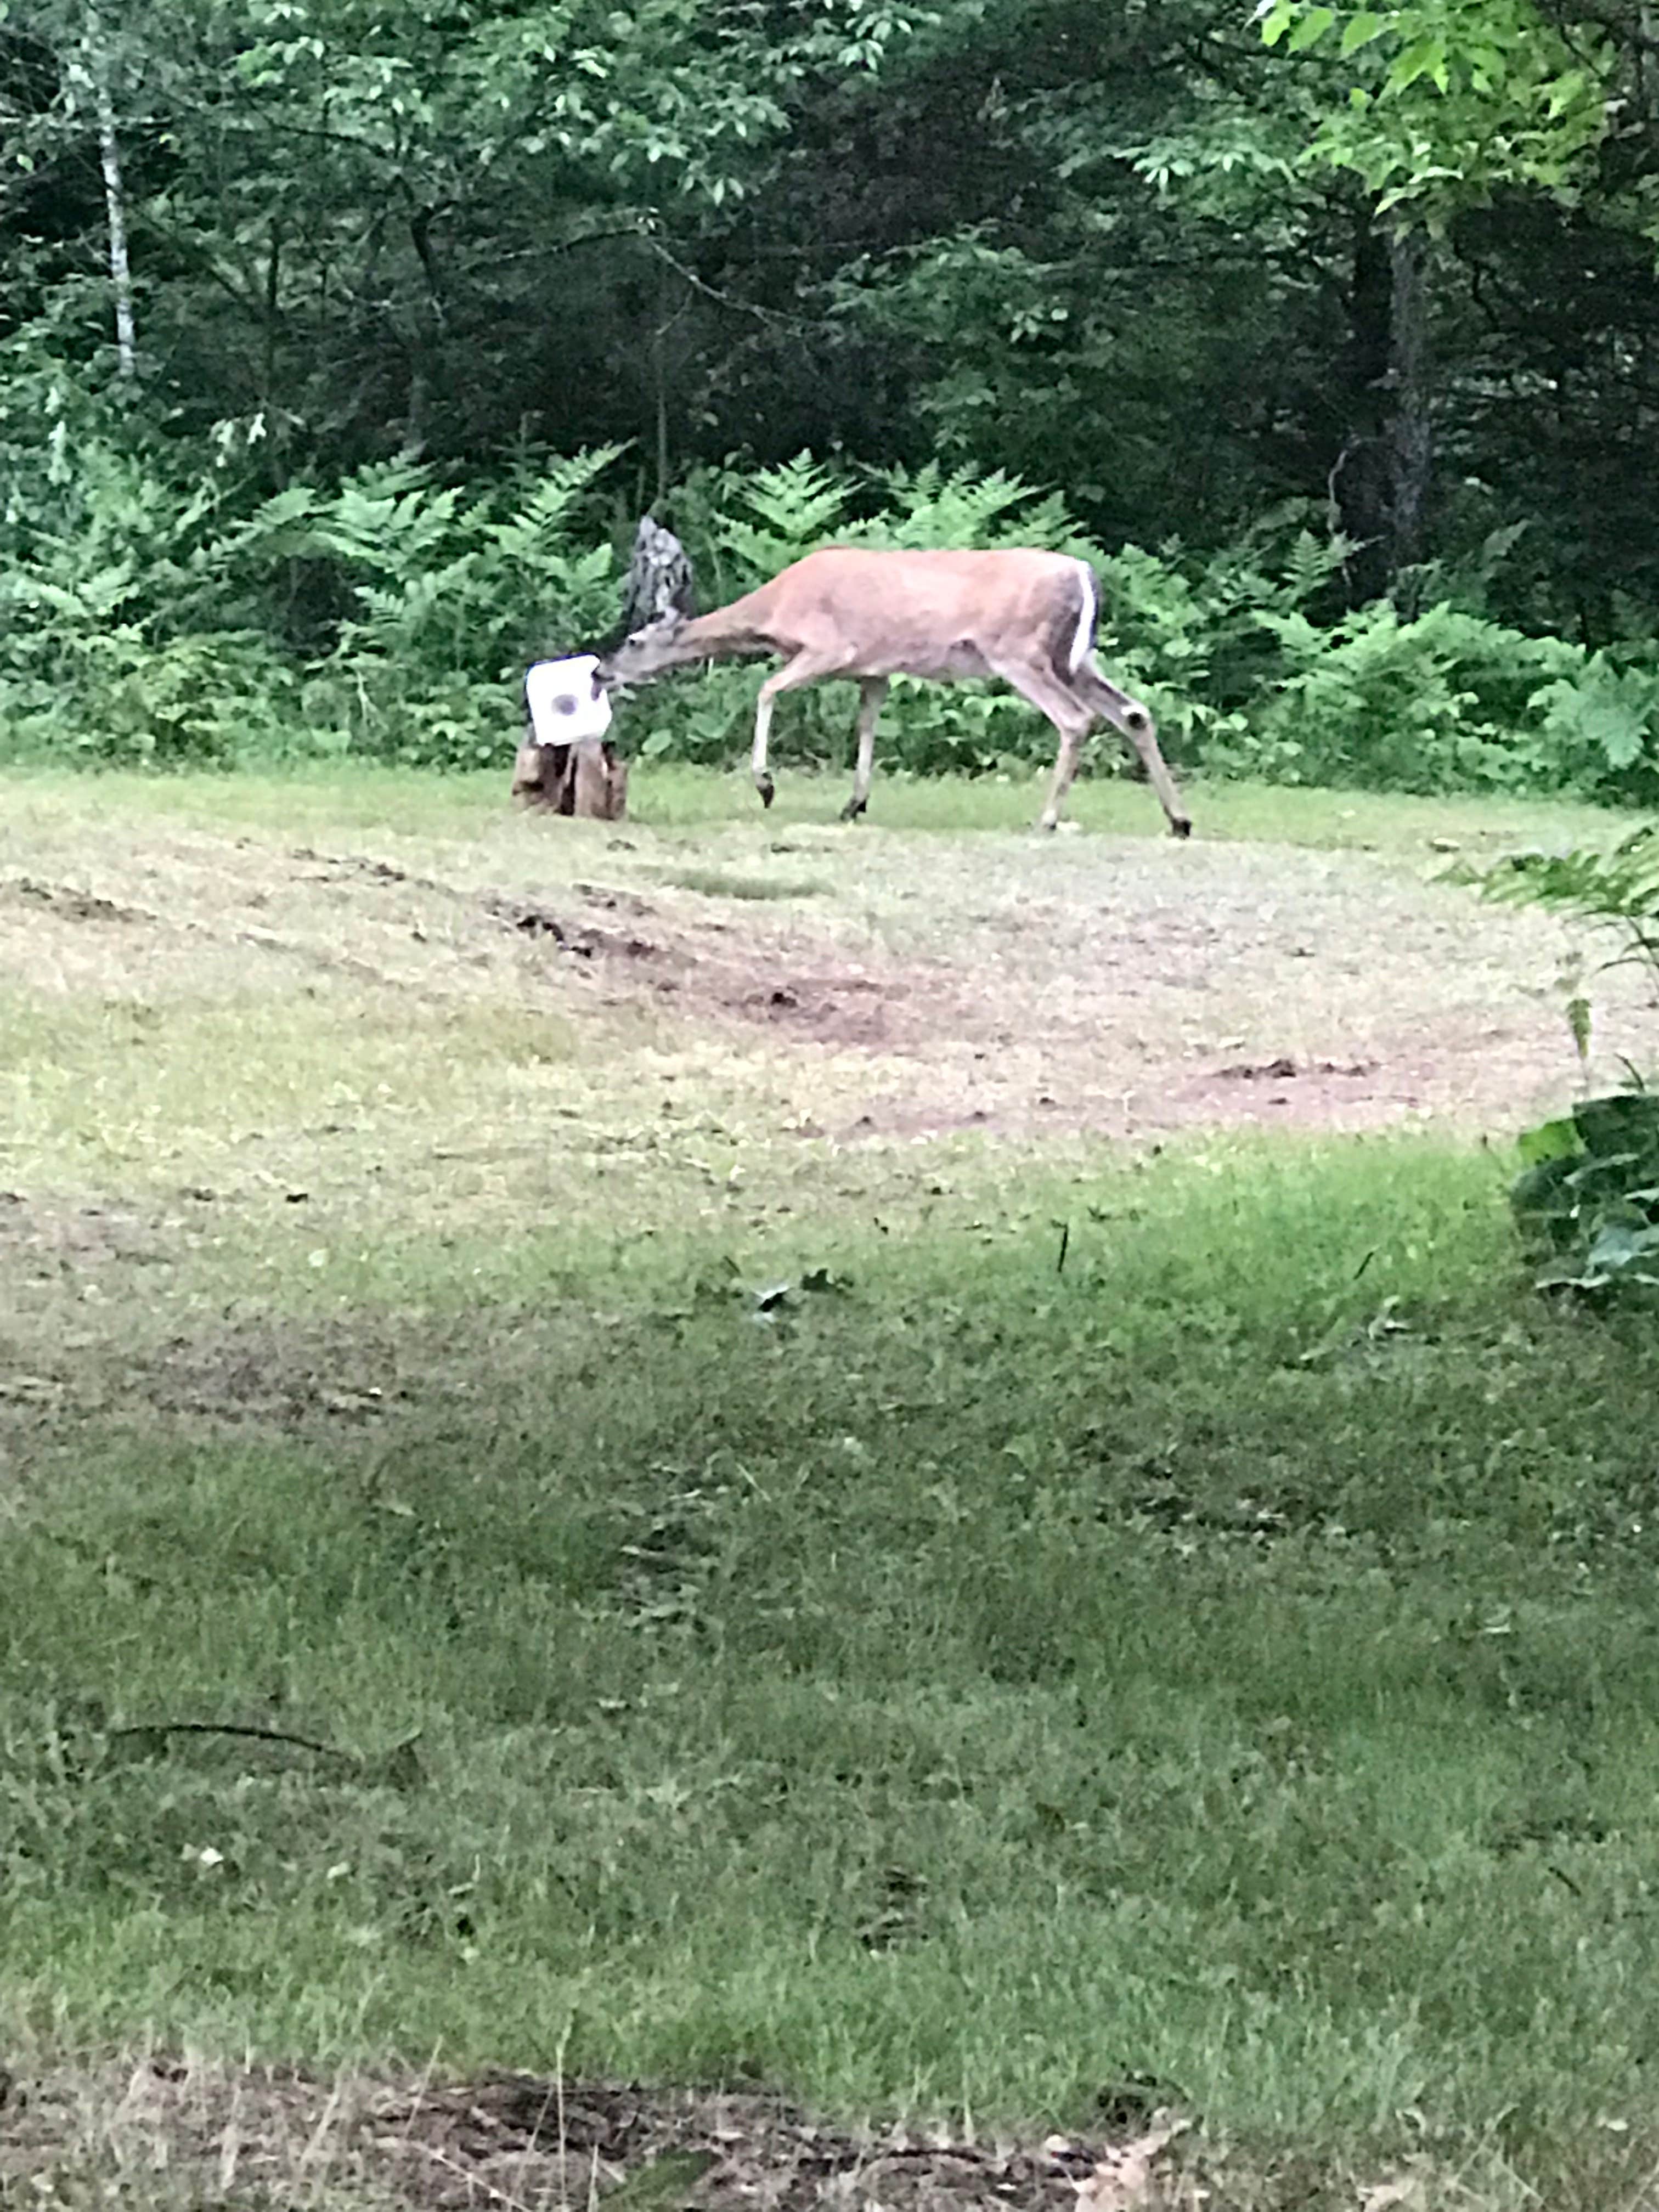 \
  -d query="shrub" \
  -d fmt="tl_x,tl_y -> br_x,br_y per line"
7,359 -> 1659,804
1466,825 -> 1659,1295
